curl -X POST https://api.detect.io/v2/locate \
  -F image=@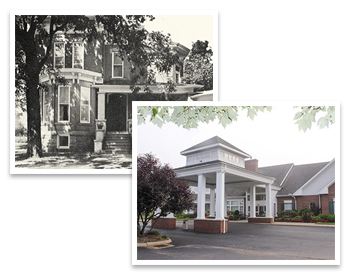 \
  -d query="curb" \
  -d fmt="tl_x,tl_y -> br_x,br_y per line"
271,222 -> 335,228
137,238 -> 172,248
